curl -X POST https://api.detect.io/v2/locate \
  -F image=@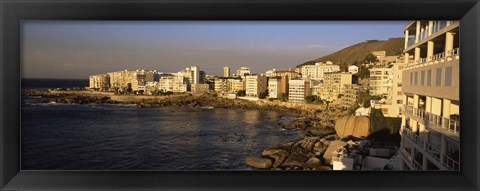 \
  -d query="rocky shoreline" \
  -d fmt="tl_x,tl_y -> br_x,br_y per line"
22,89 -> 302,114
246,104 -> 351,170
22,89 -> 351,170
